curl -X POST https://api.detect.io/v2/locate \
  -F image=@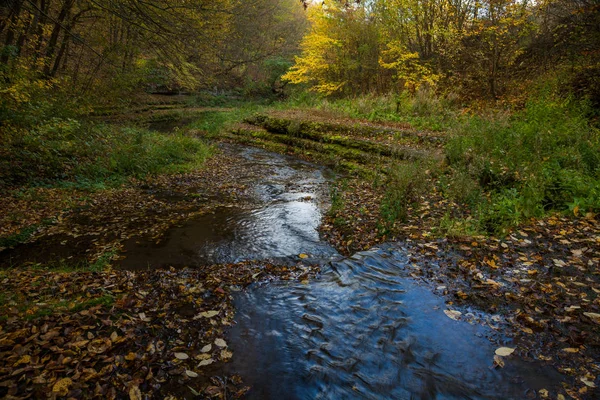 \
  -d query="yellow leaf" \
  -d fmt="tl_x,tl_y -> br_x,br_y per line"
52,378 -> 72,396
129,385 -> 142,400
299,253 -> 309,259
13,355 -> 31,367
495,347 -> 515,356
443,309 -> 461,321
562,347 -> 579,353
